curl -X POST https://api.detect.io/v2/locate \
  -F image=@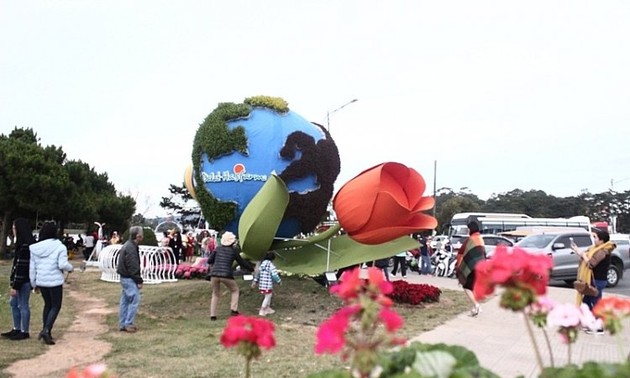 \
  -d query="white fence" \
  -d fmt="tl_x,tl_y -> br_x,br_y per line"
98,245 -> 178,284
